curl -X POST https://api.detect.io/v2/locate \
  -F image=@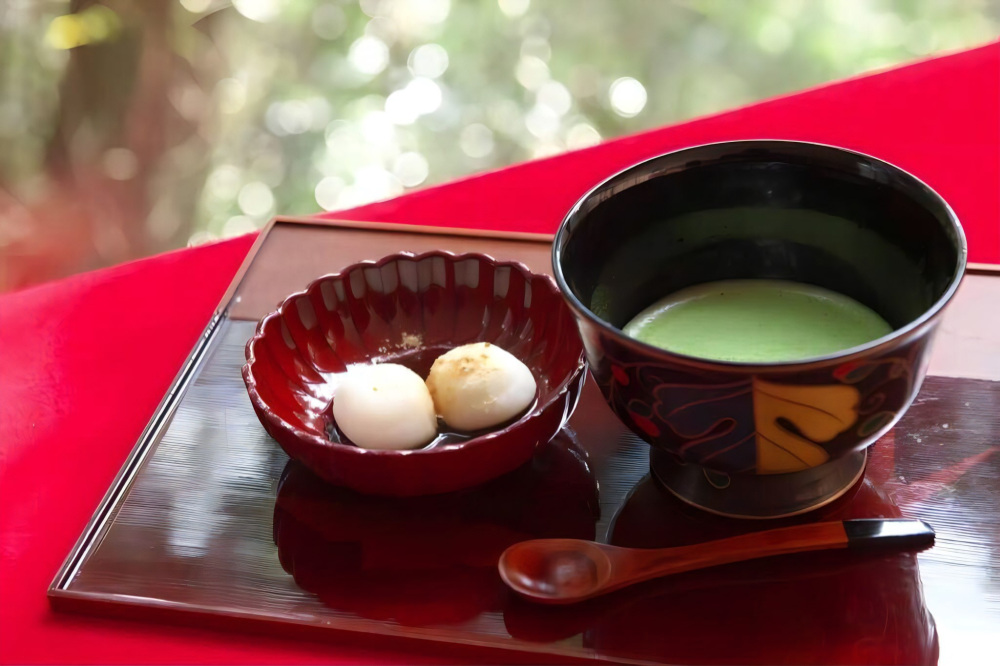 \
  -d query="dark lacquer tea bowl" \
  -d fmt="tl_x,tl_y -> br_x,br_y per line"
243,251 -> 587,497
553,140 -> 966,518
